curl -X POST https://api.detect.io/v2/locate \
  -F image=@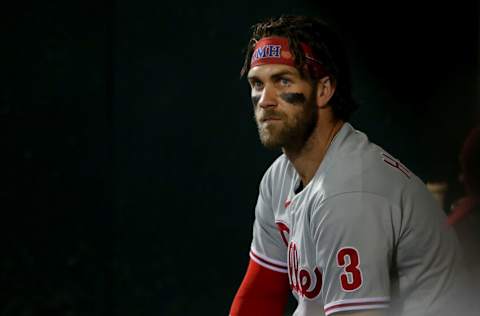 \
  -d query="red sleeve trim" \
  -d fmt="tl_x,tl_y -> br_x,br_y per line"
249,249 -> 288,273
324,297 -> 390,315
